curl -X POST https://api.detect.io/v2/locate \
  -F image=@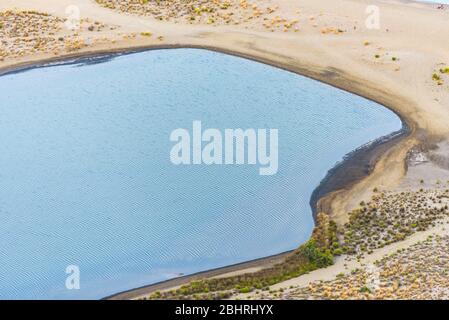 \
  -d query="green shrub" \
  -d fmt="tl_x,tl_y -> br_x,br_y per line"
334,248 -> 343,255
239,287 -> 251,293
360,286 -> 371,293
